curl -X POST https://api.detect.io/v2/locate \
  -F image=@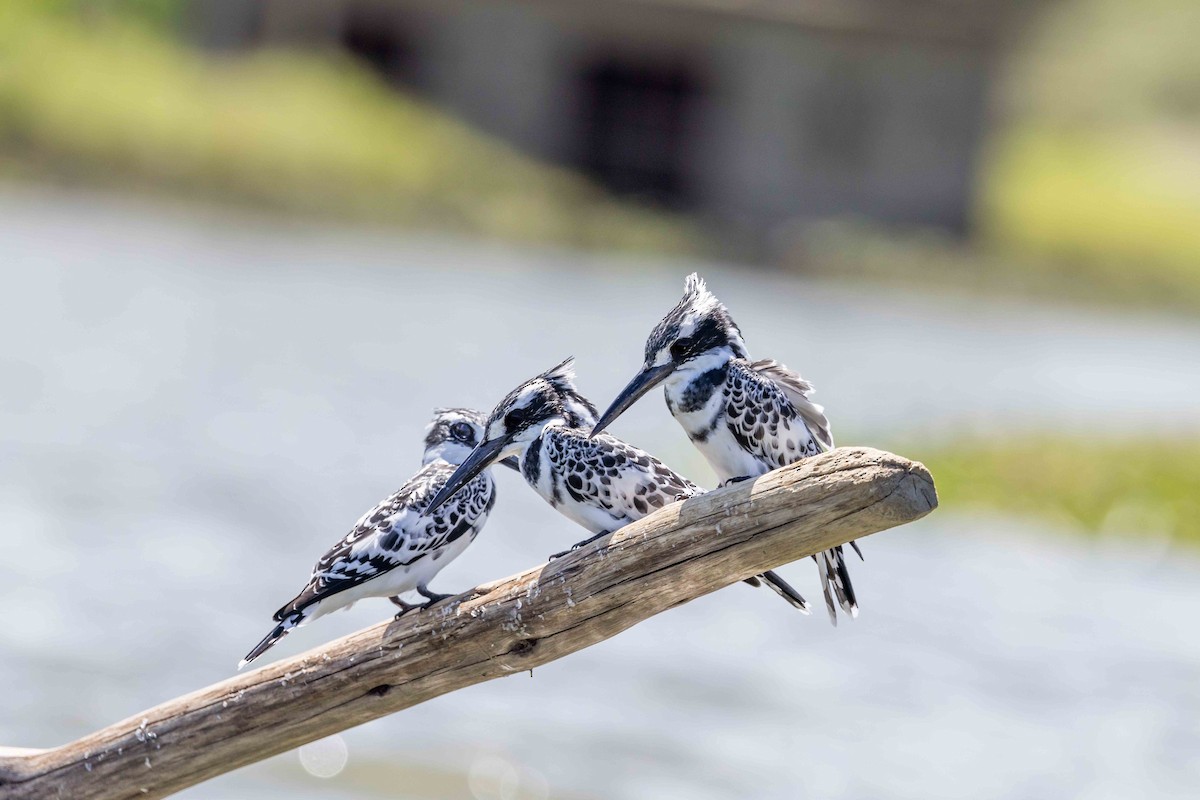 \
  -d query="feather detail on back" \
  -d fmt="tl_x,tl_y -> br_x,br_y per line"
272,461 -> 492,622
540,426 -> 701,523
749,359 -> 833,452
